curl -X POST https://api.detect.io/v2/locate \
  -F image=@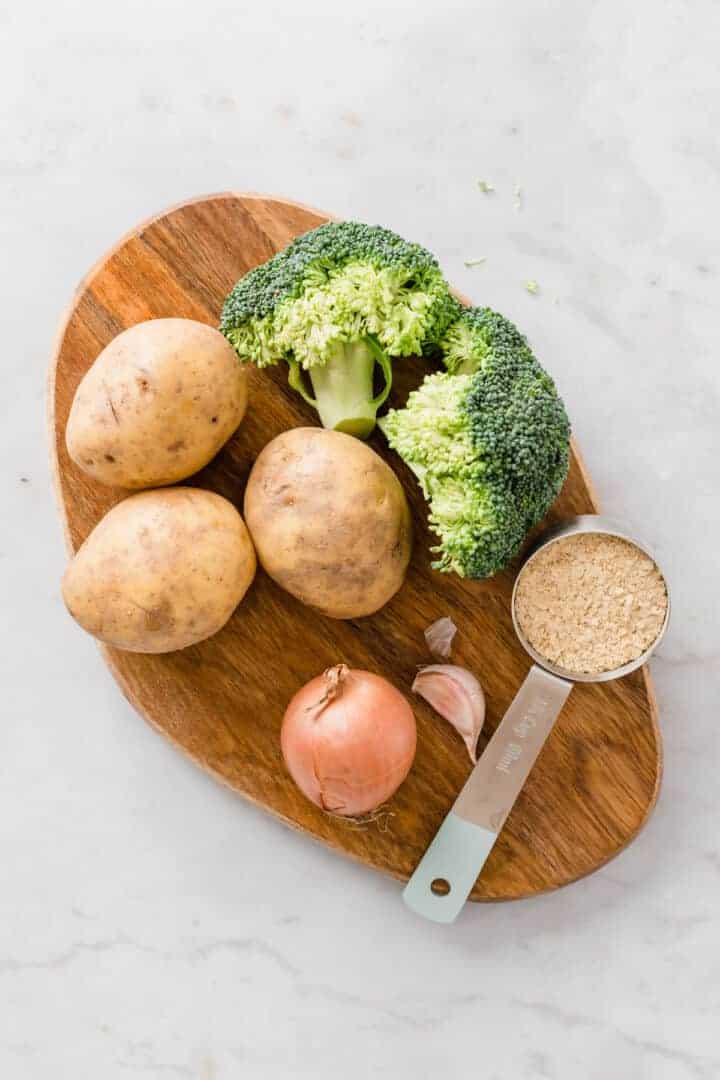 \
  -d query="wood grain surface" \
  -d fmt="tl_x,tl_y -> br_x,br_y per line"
48,192 -> 662,902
